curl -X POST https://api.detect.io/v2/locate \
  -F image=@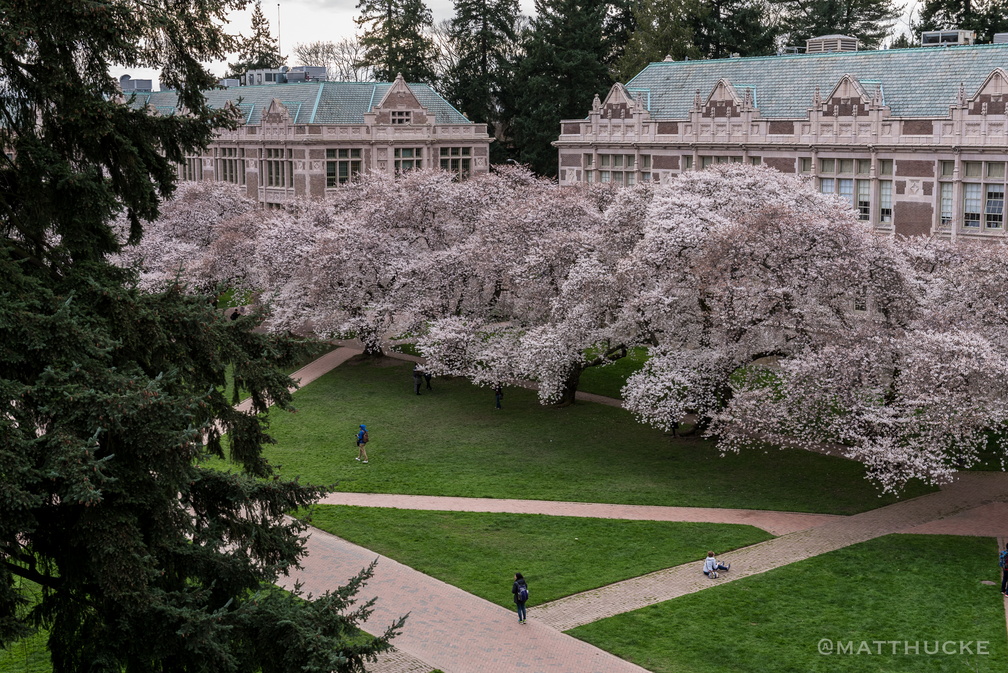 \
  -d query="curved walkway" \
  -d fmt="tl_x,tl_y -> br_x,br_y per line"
281,525 -> 650,673
271,347 -> 1008,672
532,472 -> 1008,630
317,493 -> 842,536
